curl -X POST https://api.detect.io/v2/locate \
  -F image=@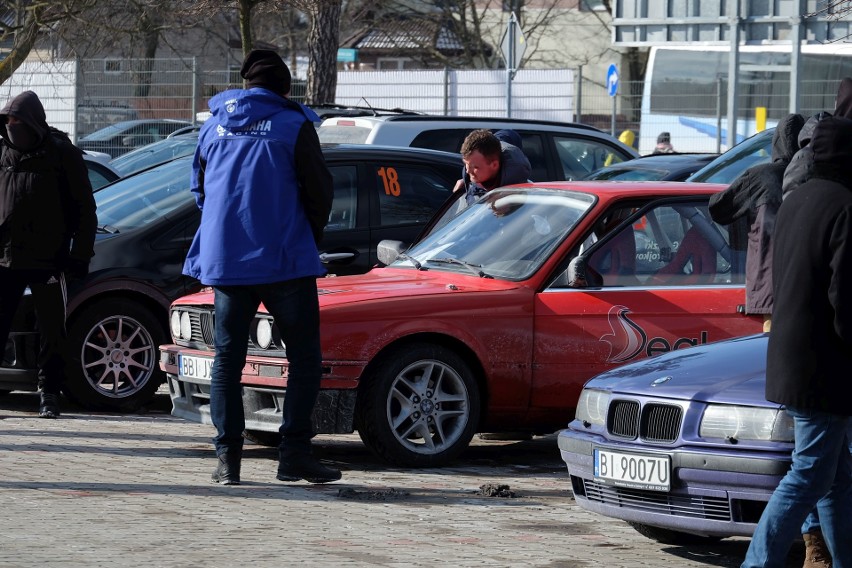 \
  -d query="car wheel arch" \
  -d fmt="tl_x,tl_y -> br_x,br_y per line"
356,331 -> 489,411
